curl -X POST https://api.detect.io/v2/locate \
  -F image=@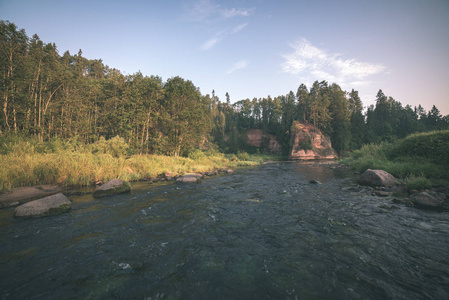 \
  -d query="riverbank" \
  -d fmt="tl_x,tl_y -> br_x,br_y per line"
342,130 -> 449,190
0,149 -> 282,203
